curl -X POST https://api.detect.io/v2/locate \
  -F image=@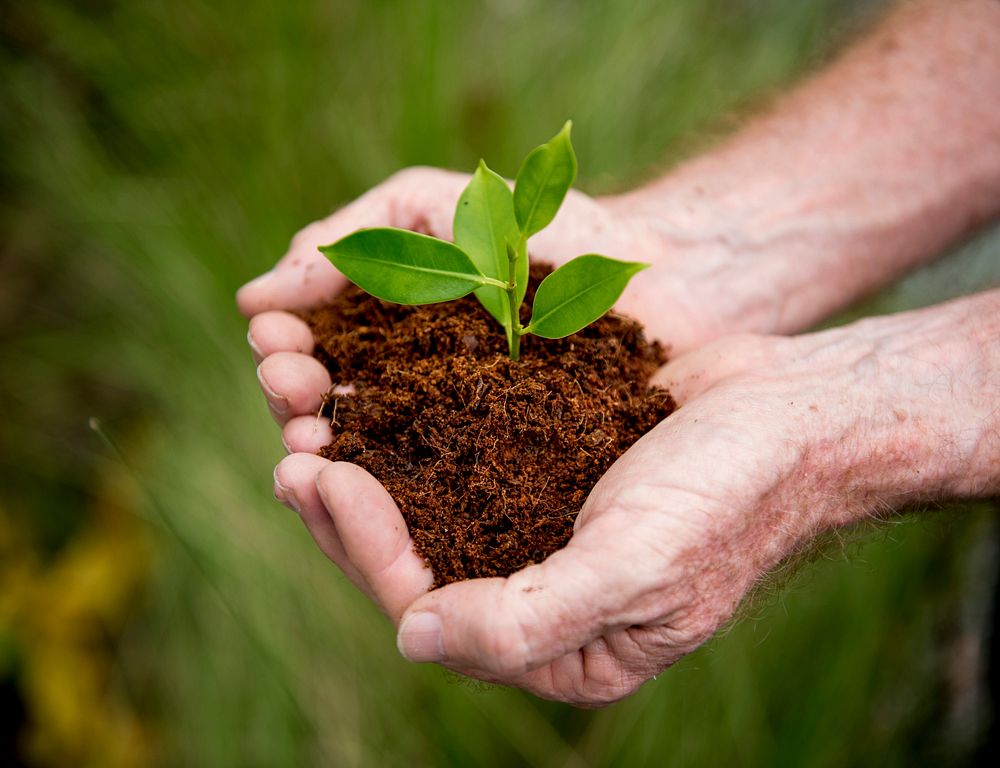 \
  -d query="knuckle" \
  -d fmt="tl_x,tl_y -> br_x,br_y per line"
386,165 -> 437,189
288,220 -> 326,250
556,644 -> 644,708
660,605 -> 725,654
572,672 -> 638,709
